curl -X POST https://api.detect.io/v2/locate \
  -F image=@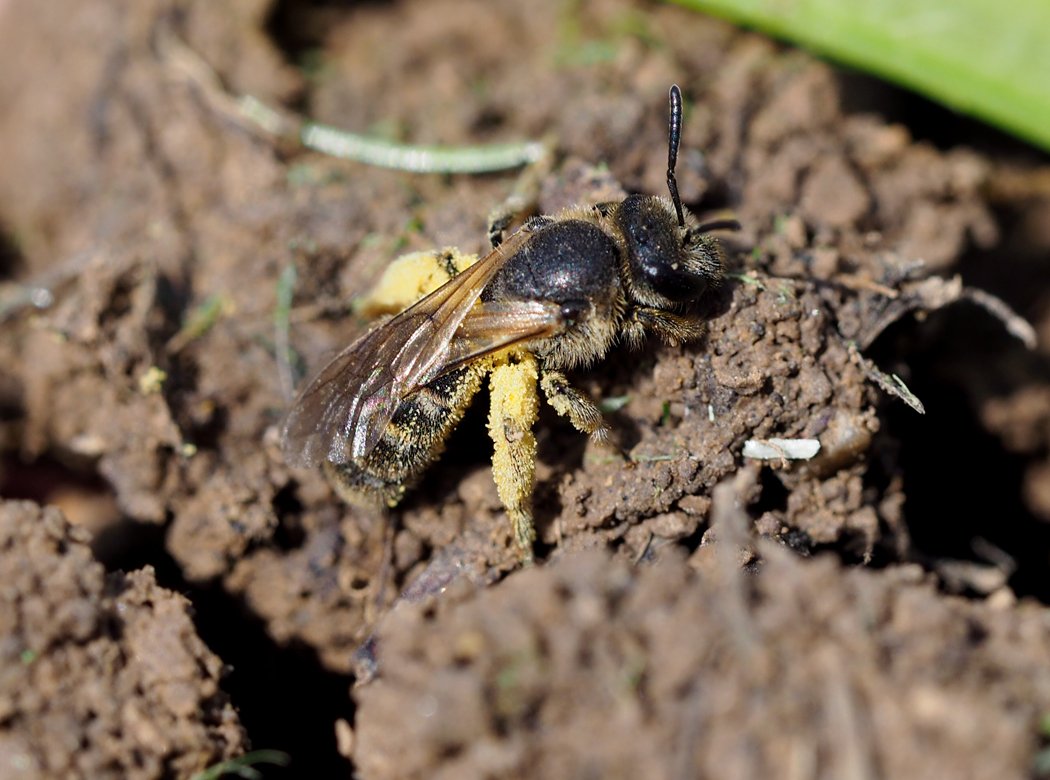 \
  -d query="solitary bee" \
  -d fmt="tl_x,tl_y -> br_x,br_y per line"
282,85 -> 737,557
